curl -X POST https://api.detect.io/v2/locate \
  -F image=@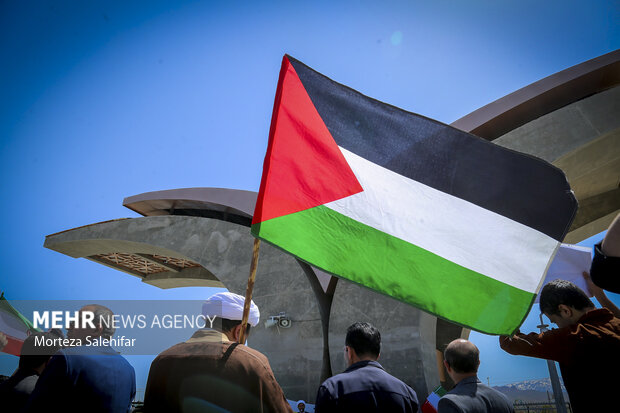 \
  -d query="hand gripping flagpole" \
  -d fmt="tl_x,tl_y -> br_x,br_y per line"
239,238 -> 261,344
